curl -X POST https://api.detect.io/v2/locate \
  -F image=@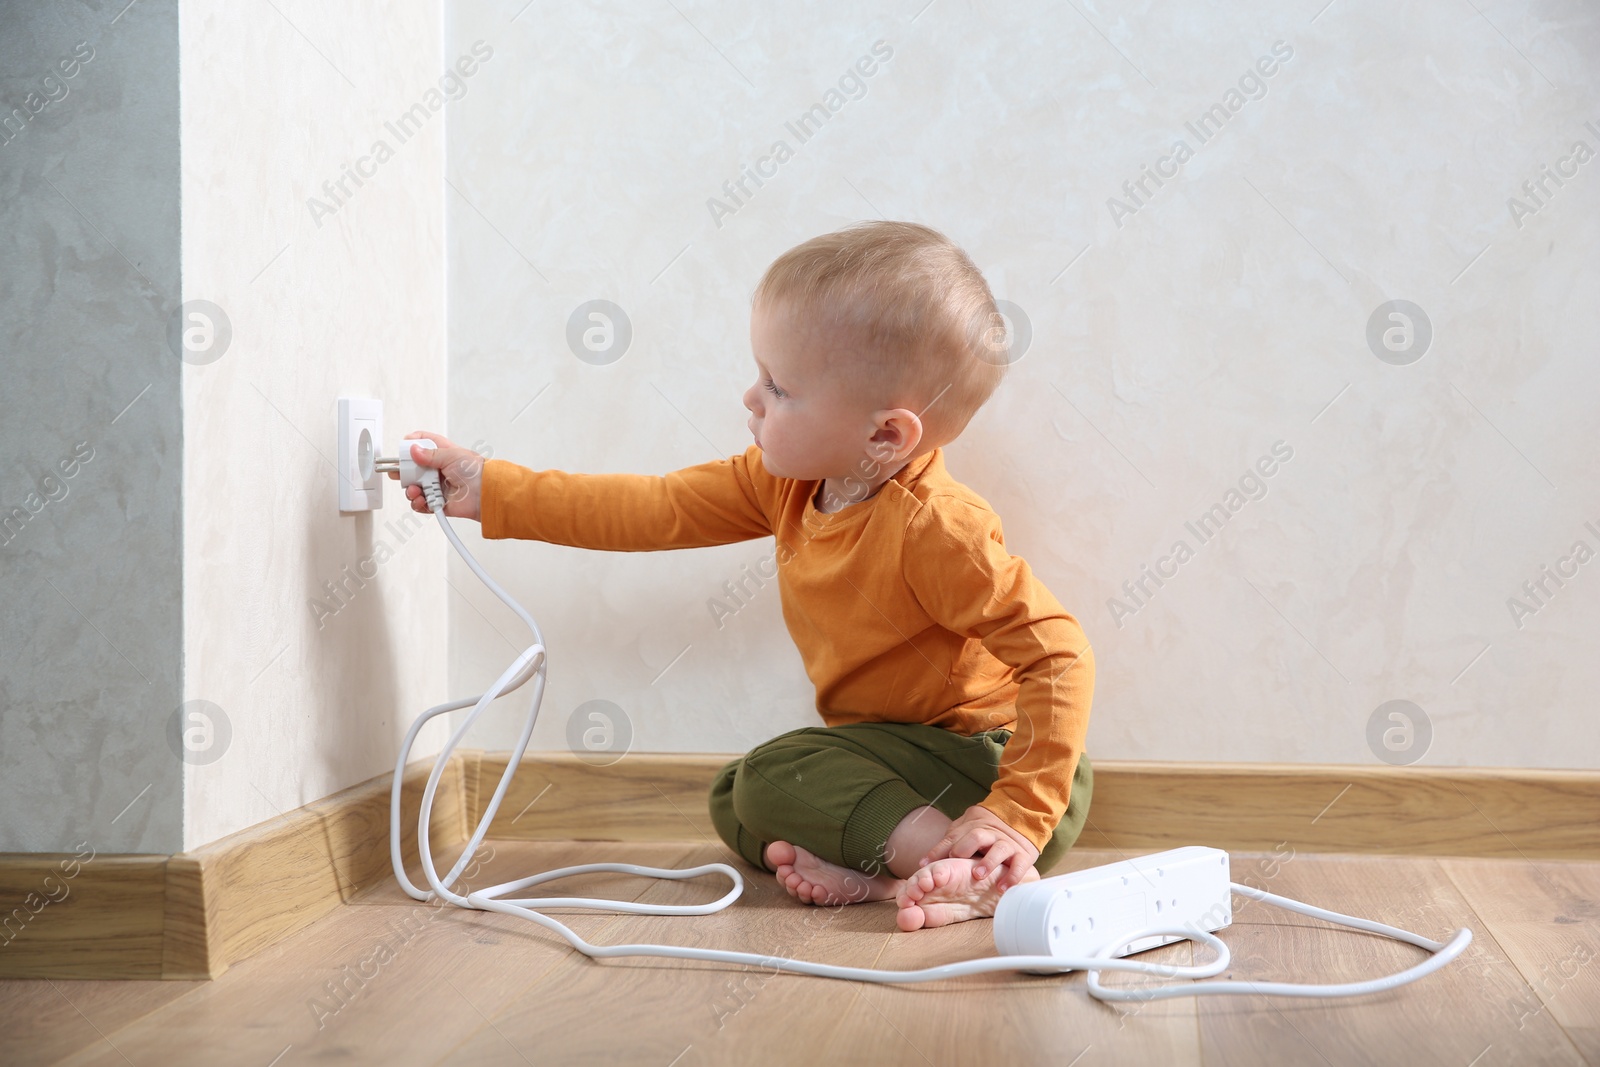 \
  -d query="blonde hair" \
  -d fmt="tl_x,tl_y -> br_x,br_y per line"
751,220 -> 1010,446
